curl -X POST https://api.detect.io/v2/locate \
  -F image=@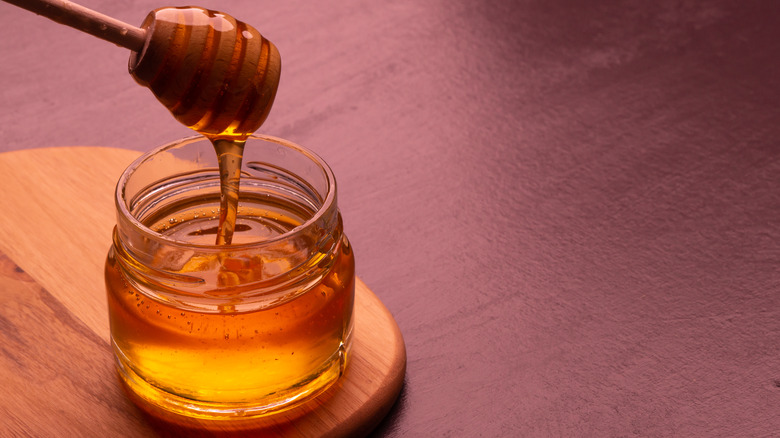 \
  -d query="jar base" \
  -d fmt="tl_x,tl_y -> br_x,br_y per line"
113,340 -> 350,421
